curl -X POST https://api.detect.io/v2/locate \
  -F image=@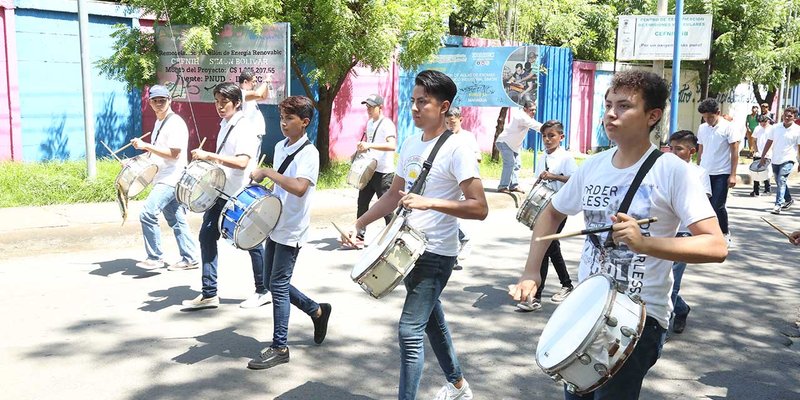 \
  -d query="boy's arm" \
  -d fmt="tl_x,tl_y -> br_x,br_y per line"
192,150 -> 250,169
728,140 -> 739,188
610,213 -> 727,263
509,203 -> 567,301
397,177 -> 488,220
243,82 -> 269,102
355,175 -> 406,231
251,168 -> 311,197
